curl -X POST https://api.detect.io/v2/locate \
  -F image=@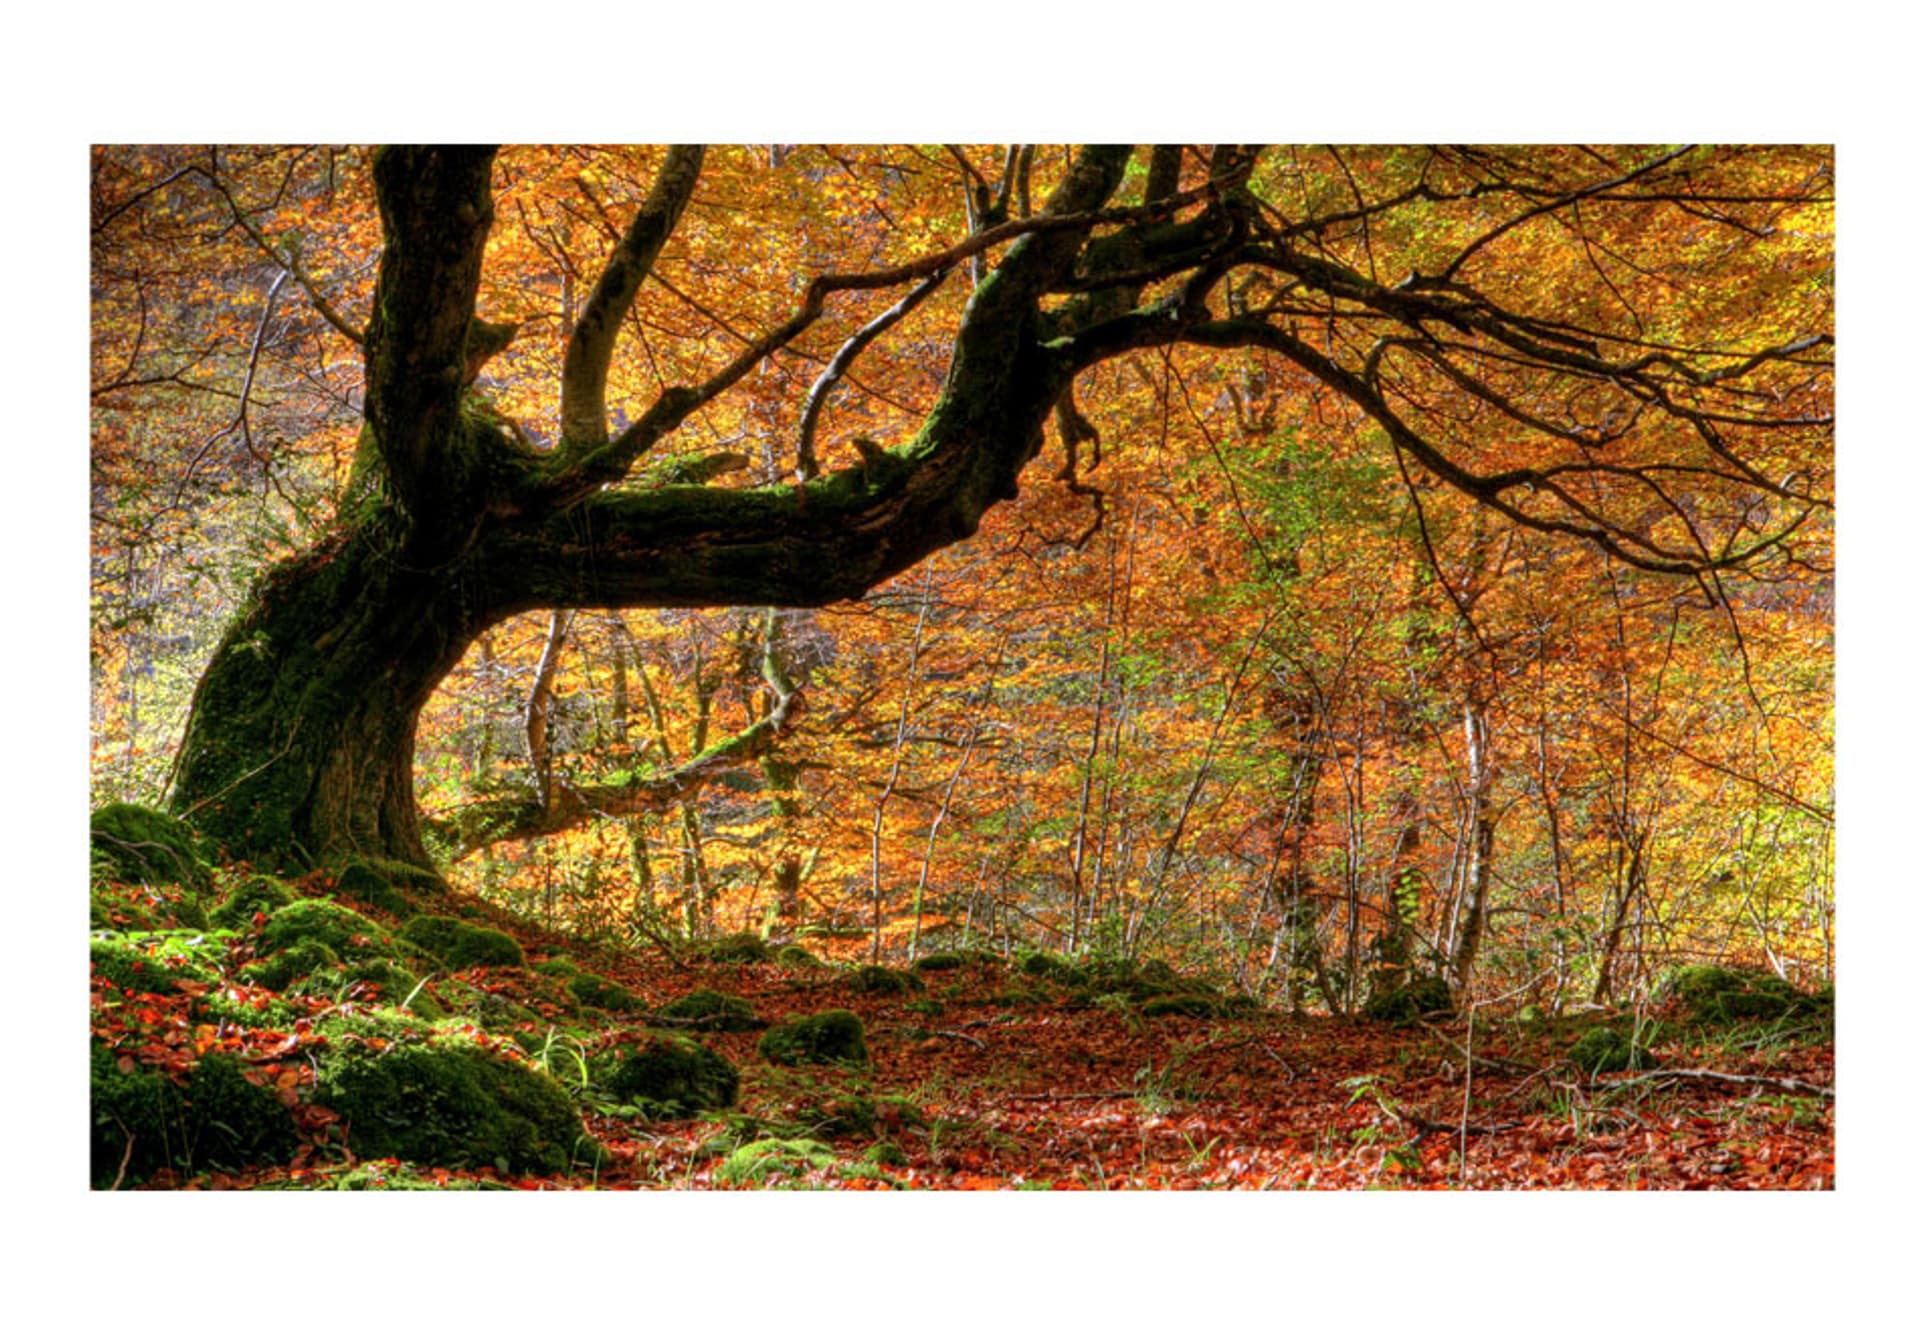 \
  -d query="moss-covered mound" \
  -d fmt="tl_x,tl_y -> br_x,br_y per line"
1140,993 -> 1229,1019
332,860 -> 414,916
534,955 -> 581,977
567,971 -> 647,1014
849,964 -> 924,996
773,944 -> 822,967
758,1009 -> 868,1066
1018,951 -> 1089,987
90,802 -> 211,894
657,988 -> 760,1032
911,951 -> 974,972
91,1045 -> 297,1188
1666,965 -> 1823,1023
606,1034 -> 741,1116
90,931 -> 225,996
314,1036 -> 594,1175
706,932 -> 771,964
241,939 -> 341,991
1569,1026 -> 1661,1075
209,875 -> 296,930
811,1093 -> 927,1139
398,914 -> 525,969
1363,974 -> 1453,1024
261,898 -> 391,960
